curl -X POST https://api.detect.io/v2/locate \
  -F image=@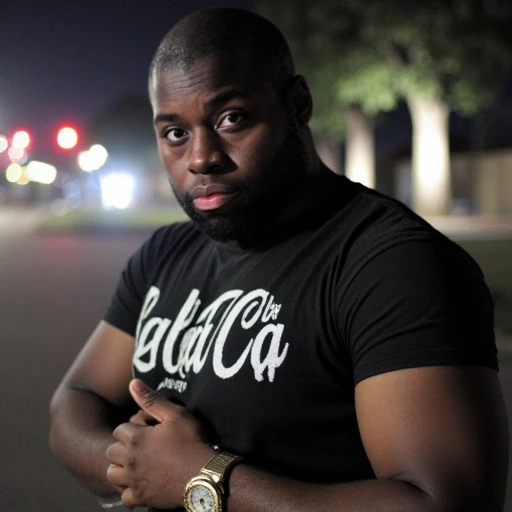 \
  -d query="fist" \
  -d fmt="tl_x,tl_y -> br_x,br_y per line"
106,380 -> 216,508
